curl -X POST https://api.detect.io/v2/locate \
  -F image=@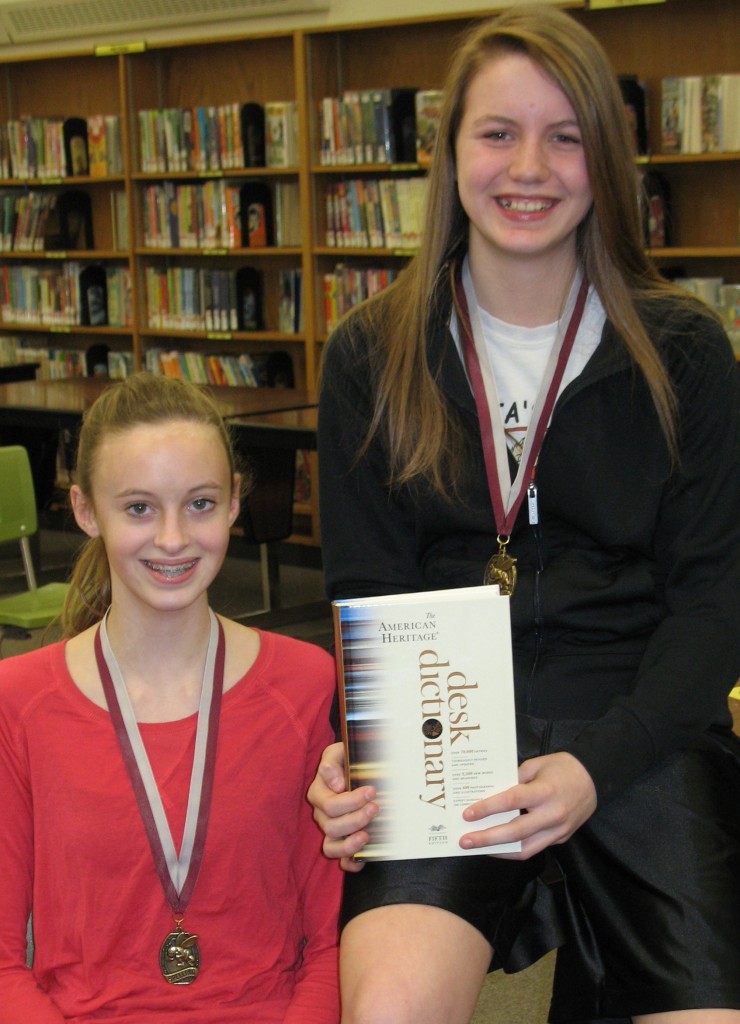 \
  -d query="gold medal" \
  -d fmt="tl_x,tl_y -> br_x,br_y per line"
484,537 -> 517,596
159,925 -> 200,985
